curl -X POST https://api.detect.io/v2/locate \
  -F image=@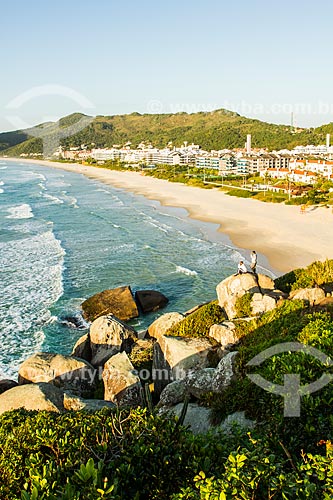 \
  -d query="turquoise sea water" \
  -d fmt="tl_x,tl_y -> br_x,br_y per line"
0,161 -> 274,379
